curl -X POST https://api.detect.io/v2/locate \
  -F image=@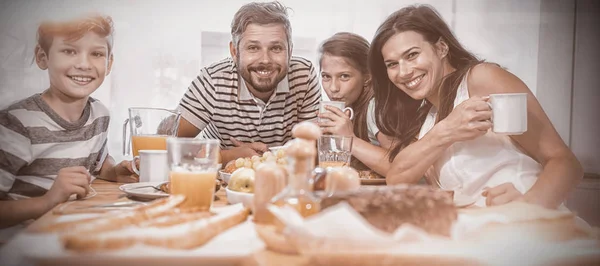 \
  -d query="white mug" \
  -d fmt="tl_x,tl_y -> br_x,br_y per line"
489,93 -> 527,135
319,101 -> 354,121
131,150 -> 169,183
